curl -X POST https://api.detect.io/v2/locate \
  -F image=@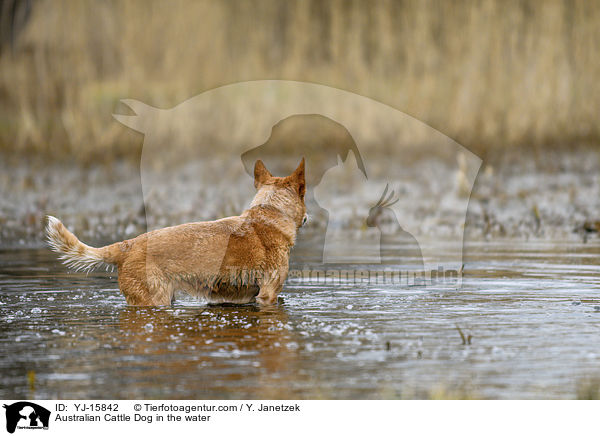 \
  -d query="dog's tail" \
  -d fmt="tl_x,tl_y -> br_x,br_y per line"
45,216 -> 122,272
